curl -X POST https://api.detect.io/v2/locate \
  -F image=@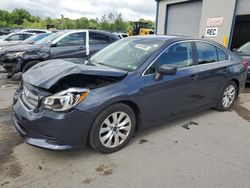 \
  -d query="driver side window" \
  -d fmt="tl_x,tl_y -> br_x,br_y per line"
145,42 -> 193,75
56,32 -> 86,47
